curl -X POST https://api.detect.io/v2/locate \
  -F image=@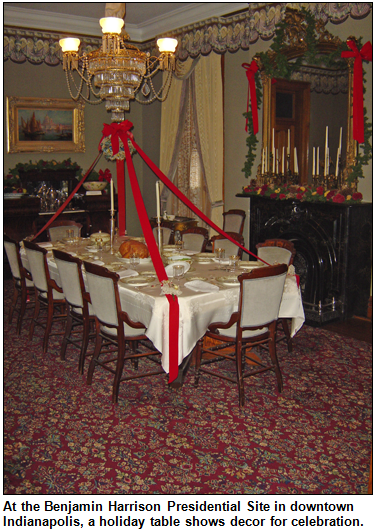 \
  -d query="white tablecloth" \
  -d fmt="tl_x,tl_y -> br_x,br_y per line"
21,241 -> 305,374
